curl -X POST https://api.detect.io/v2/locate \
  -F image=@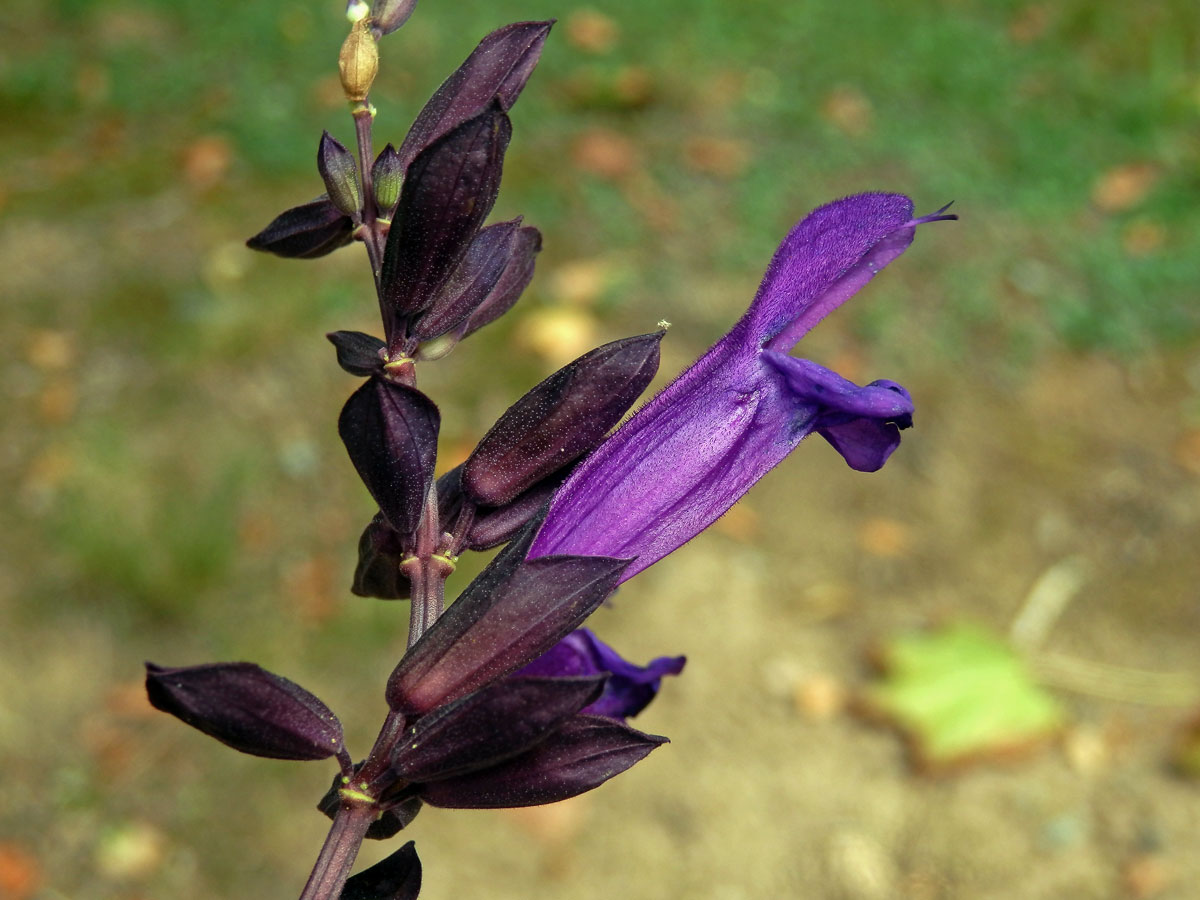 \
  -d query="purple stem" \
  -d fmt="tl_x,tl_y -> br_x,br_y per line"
407,484 -> 446,648
352,104 -> 386,287
296,802 -> 377,900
